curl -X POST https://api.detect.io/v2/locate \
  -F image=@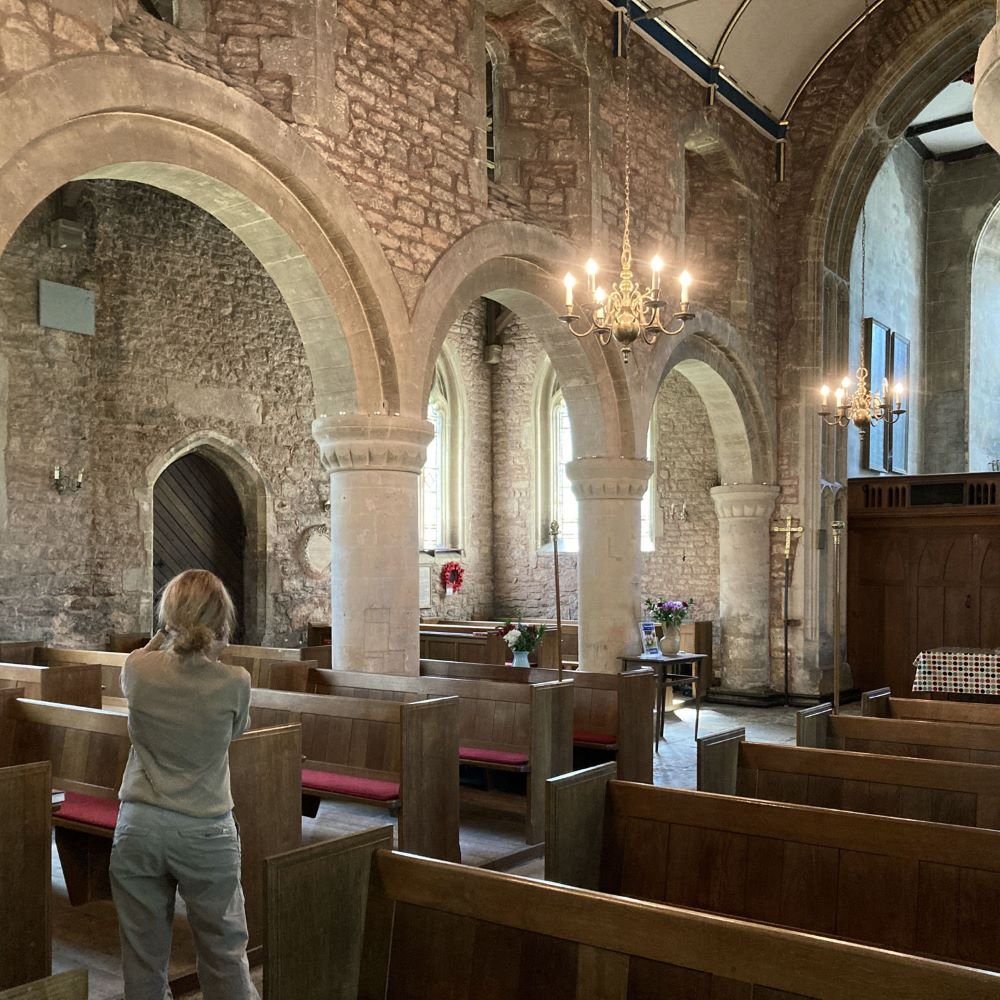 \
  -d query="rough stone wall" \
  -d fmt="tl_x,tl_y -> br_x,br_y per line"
421,300 -> 495,620
490,316 -> 578,620
0,180 -> 328,646
925,152 -> 1000,473
641,371 -> 721,640
846,140 -> 925,477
